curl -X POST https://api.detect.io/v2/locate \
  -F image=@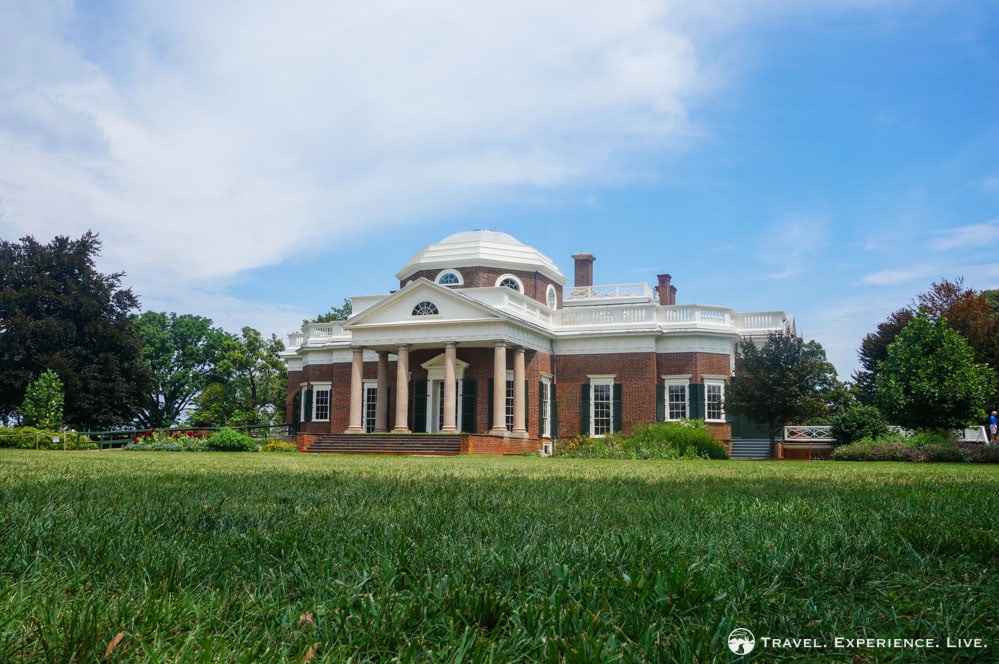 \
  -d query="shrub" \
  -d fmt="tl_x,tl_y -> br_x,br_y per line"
556,421 -> 728,460
206,428 -> 259,452
830,405 -> 889,447
0,427 -> 95,450
261,439 -> 297,453
831,436 -> 907,461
